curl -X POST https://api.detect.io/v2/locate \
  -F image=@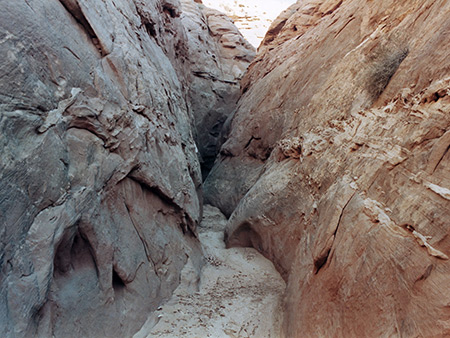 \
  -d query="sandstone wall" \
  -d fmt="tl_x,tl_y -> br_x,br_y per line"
205,0 -> 450,336
181,0 -> 255,177
0,0 -> 251,336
